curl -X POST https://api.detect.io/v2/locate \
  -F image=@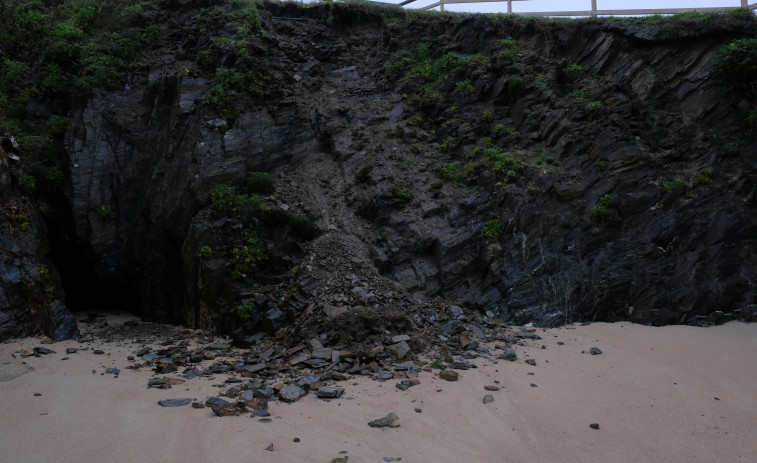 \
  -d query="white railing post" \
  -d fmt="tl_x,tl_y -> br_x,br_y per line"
742,0 -> 747,8
591,0 -> 597,16
440,0 -> 444,11
508,0 -> 512,13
